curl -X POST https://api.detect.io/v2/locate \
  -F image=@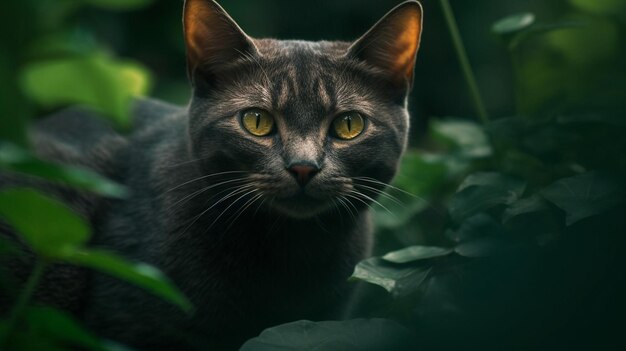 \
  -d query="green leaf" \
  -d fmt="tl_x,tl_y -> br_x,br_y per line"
449,172 -> 526,223
454,236 -> 510,258
0,188 -> 89,257
373,151 -> 448,228
430,119 -> 492,159
445,213 -> 504,243
540,171 -> 625,225
502,195 -> 549,223
382,246 -> 452,264
349,257 -> 430,298
79,0 -> 155,11
240,319 -> 415,351
58,248 -> 192,313
0,142 -> 127,198
24,307 -> 104,350
20,54 -> 151,130
492,12 -> 535,35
